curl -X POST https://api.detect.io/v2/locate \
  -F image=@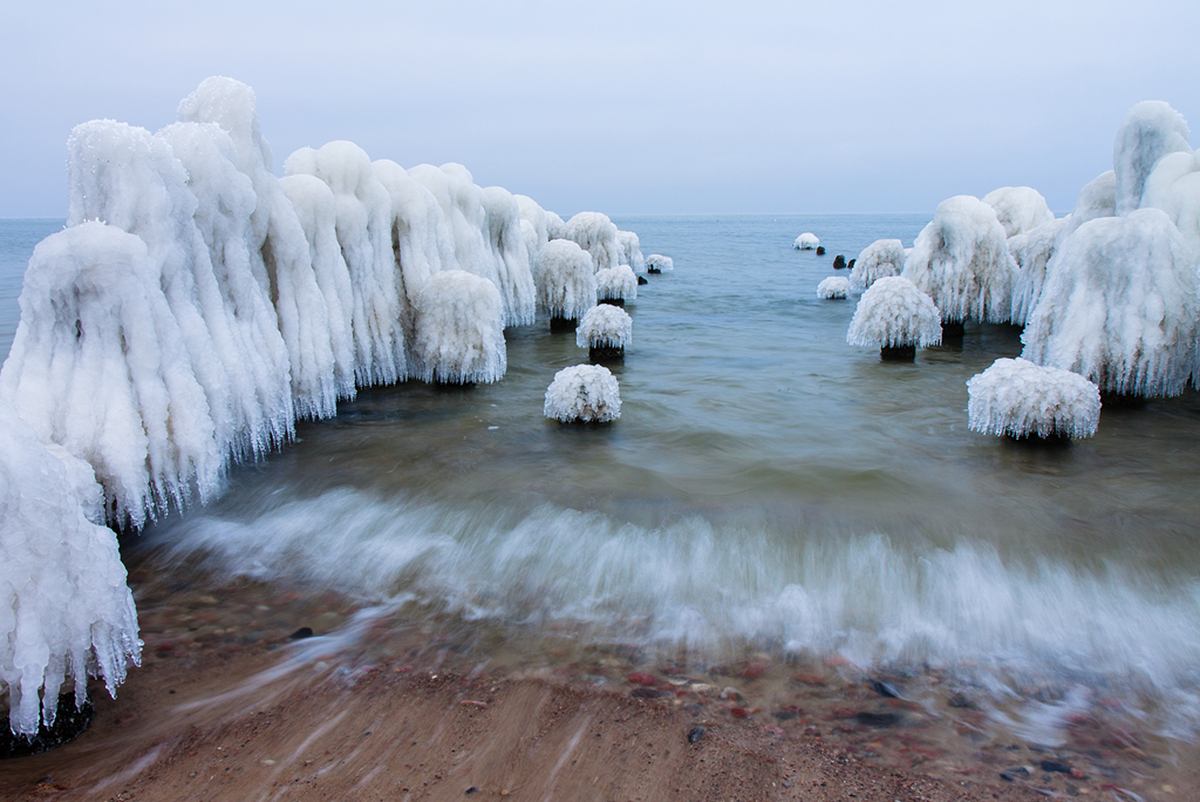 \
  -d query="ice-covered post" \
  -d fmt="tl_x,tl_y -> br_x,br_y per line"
543,365 -> 622,423
533,239 -> 596,331
412,270 -> 507,385
849,239 -> 906,291
576,304 -> 633,362
596,264 -> 638,307
817,276 -> 850,300
846,276 -> 942,361
645,254 -> 673,275
967,358 -> 1100,442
